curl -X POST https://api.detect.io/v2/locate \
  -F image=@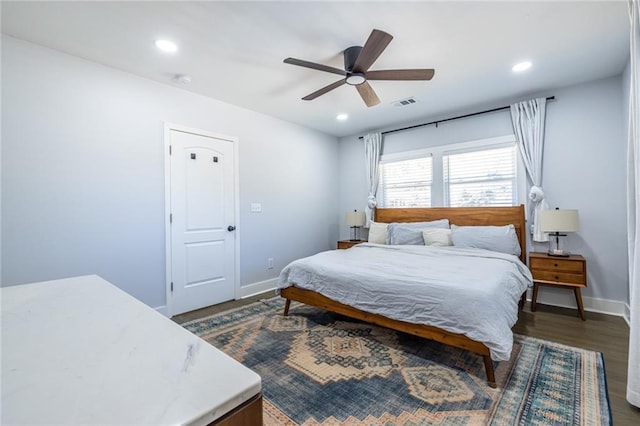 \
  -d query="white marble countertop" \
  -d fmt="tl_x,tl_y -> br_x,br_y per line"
1,275 -> 261,425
